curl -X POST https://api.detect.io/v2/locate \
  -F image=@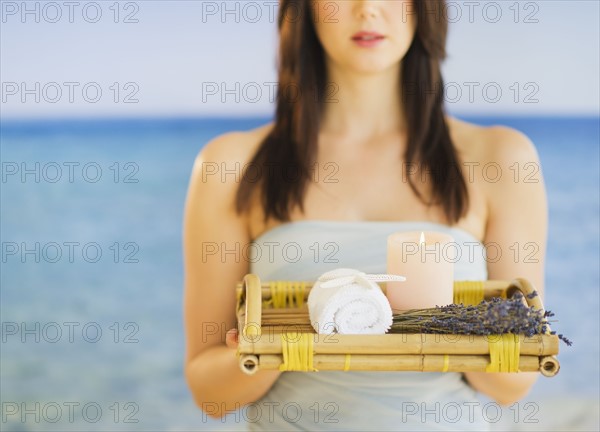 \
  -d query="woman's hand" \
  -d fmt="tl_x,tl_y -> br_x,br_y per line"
225,328 -> 239,349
